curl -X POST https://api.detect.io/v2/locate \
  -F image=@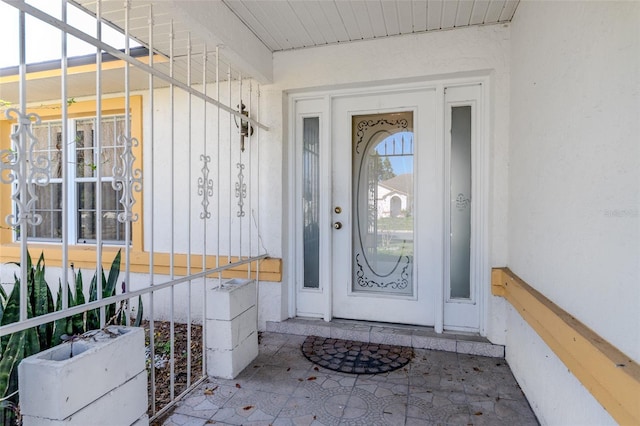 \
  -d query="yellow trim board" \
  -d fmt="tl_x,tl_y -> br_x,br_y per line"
0,245 -> 282,282
492,267 -> 640,425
